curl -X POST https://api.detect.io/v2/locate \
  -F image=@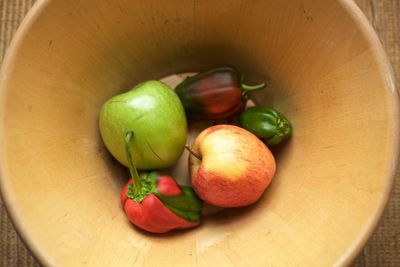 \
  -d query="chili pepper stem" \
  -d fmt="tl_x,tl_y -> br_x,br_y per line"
241,82 -> 266,92
125,131 -> 141,194
185,145 -> 202,160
